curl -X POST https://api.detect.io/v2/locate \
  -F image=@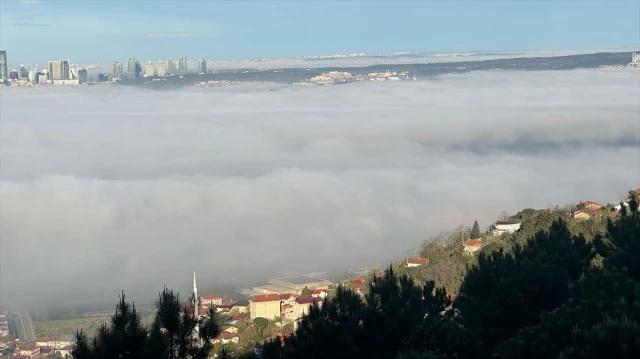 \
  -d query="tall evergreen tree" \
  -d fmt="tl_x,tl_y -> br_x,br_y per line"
71,330 -> 91,359
471,220 -> 481,239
